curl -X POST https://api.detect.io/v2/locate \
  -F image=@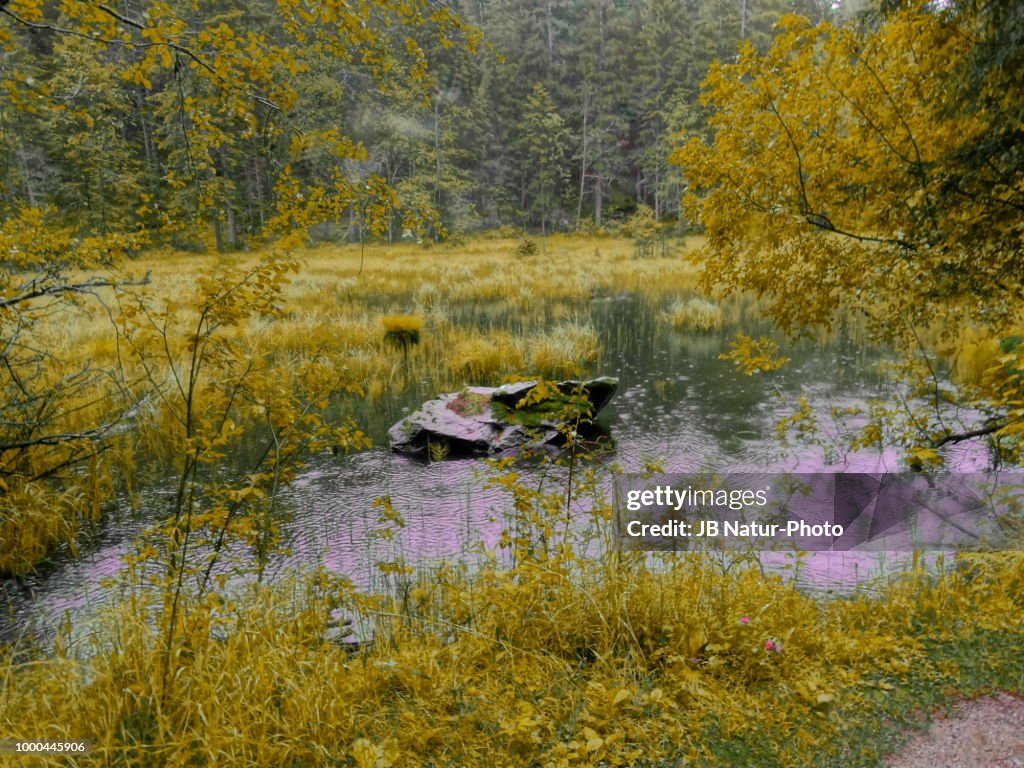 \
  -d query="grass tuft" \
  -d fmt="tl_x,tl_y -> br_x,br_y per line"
663,296 -> 724,331
527,321 -> 601,377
